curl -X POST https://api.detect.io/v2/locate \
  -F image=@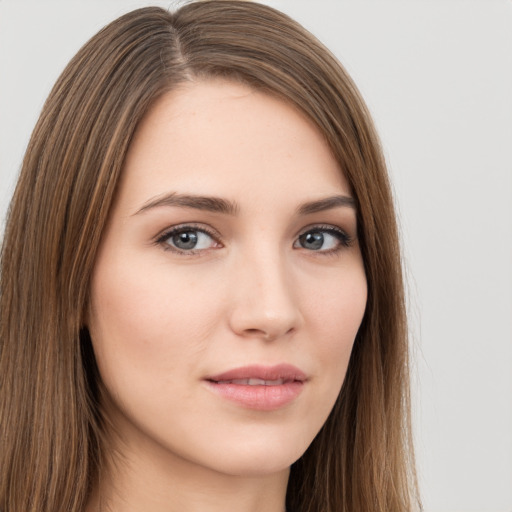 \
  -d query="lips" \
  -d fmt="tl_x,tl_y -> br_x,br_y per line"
204,364 -> 306,410
223,378 -> 285,386
207,364 -> 306,383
